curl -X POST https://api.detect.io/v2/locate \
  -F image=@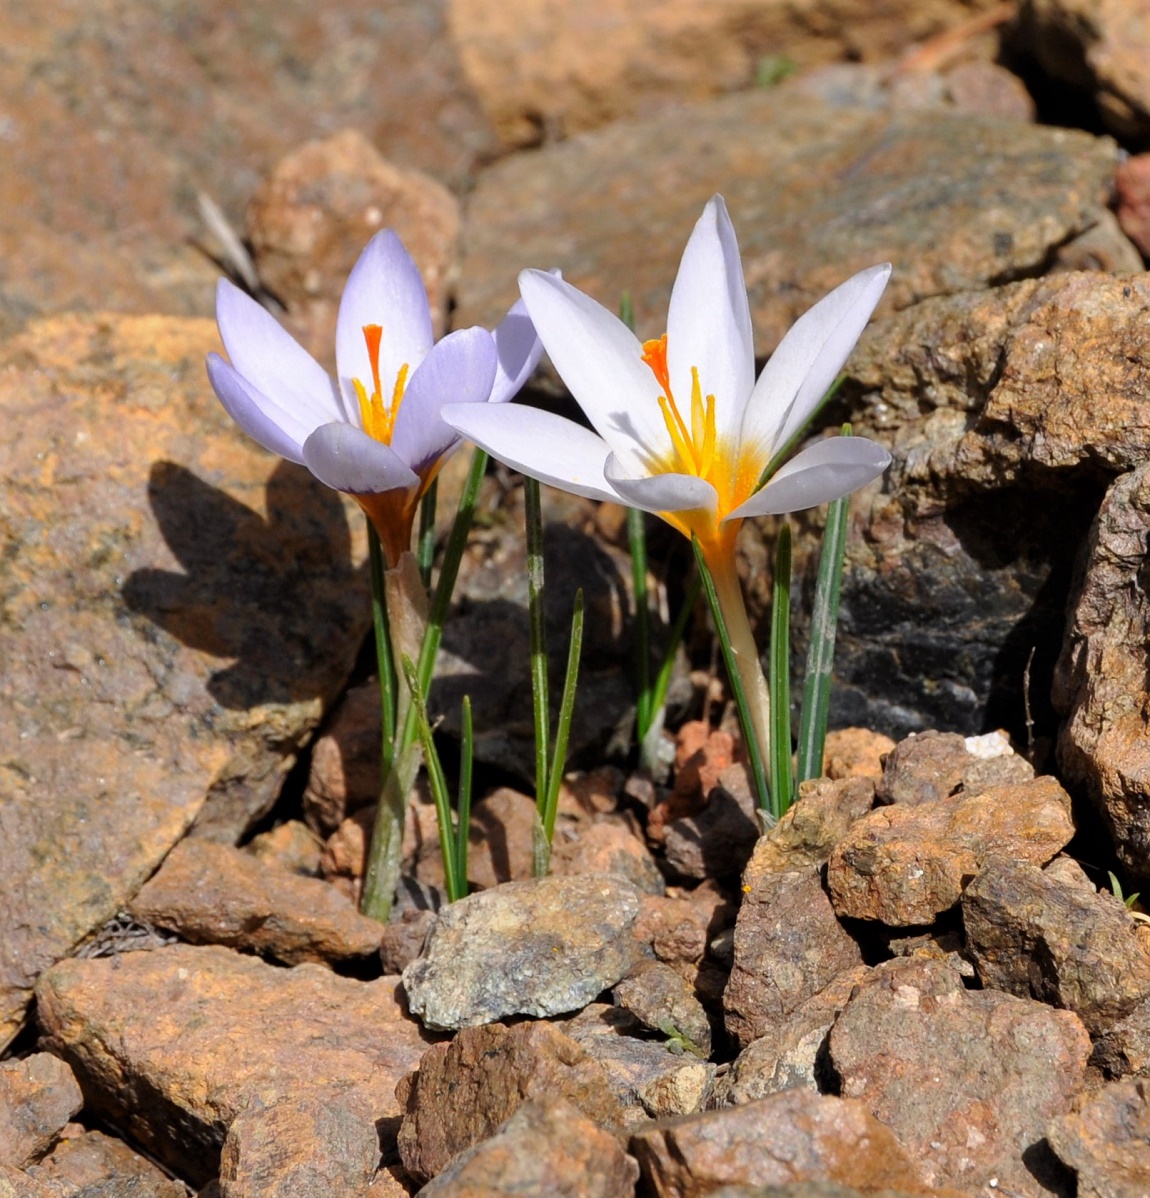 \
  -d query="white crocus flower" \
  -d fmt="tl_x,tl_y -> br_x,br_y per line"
443,194 -> 891,761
